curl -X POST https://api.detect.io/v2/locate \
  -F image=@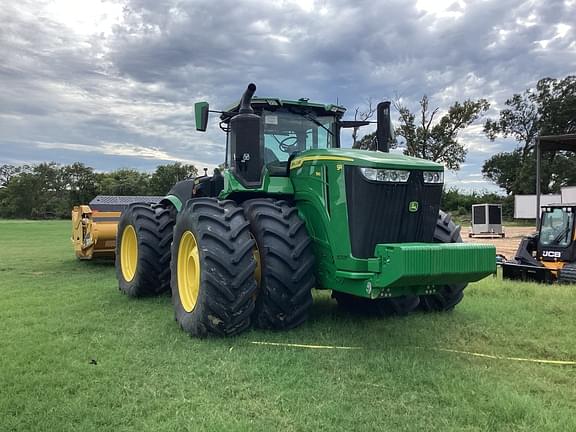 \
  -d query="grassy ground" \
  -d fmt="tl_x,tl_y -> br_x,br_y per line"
1,220 -> 575,432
